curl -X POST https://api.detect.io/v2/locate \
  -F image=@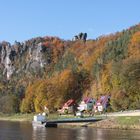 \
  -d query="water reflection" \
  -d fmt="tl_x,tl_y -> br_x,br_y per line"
31,125 -> 140,140
0,121 -> 140,140
76,128 -> 88,140
32,126 -> 47,140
